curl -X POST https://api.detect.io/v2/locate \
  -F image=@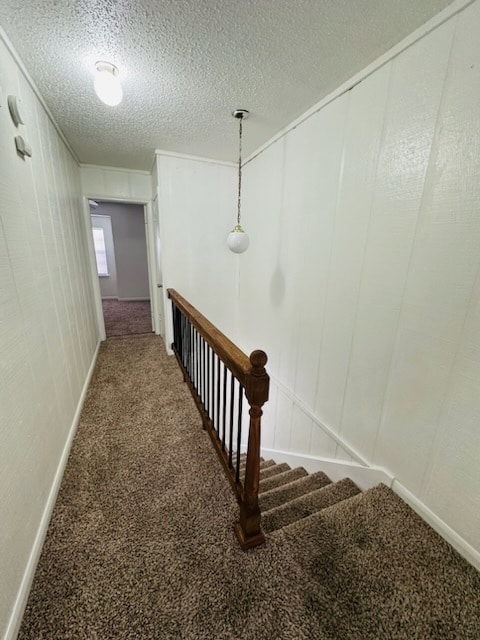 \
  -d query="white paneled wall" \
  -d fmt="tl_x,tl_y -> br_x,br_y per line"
0,37 -> 98,638
80,164 -> 152,202
155,153 -> 238,348
238,2 -> 480,552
